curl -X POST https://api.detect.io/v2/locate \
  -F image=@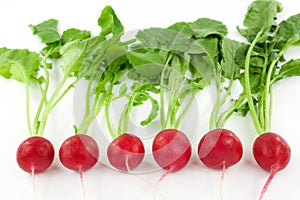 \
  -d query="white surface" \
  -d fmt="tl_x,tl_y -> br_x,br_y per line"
1,0 -> 300,199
